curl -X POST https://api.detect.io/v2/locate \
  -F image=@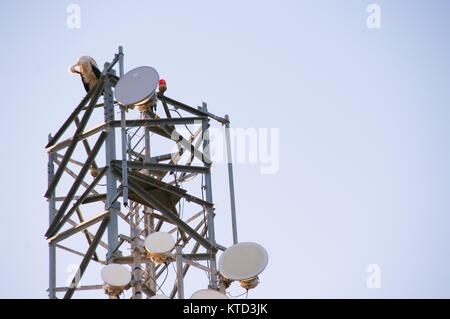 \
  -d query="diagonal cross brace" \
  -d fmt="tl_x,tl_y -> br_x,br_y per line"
45,78 -> 104,198
46,165 -> 107,238
64,213 -> 110,299
47,122 -> 106,154
45,132 -> 107,238
48,210 -> 110,244
75,207 -> 99,261
45,78 -> 103,149
112,169 -> 217,252
157,93 -> 228,124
